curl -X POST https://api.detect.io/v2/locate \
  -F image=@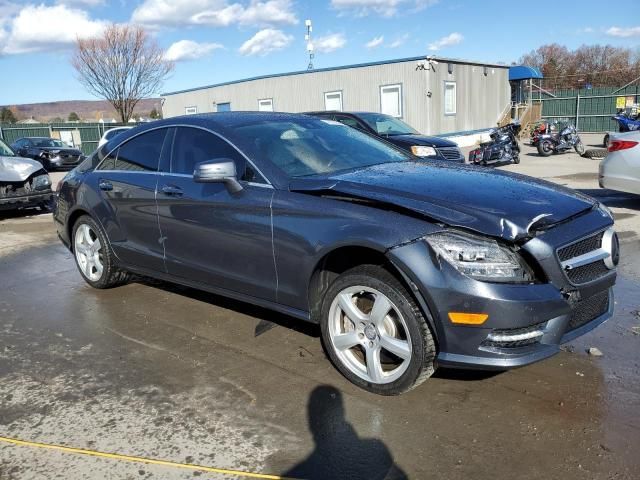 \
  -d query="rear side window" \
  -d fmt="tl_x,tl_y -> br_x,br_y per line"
171,127 -> 262,182
115,128 -> 166,172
